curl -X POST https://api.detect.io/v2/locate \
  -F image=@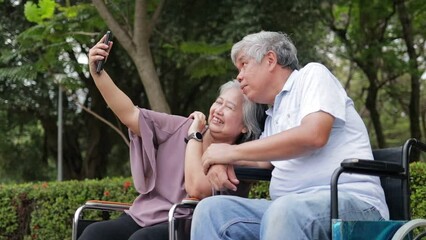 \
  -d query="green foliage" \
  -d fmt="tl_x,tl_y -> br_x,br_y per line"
0,1 -> 129,182
0,177 -> 137,240
179,41 -> 231,55
0,119 -> 54,183
410,161 -> 426,219
320,0 -> 426,147
178,41 -> 233,79
249,181 -> 270,199
57,4 -> 84,19
24,0 -> 56,24
0,65 -> 37,82
0,0 -> 424,184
